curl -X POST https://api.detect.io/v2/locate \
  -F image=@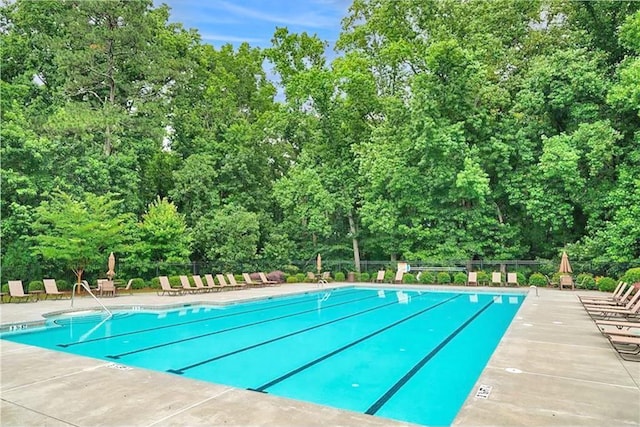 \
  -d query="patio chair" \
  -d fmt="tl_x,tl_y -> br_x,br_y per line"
116,279 -> 134,295
491,272 -> 503,287
204,274 -> 225,291
580,282 -> 628,304
581,284 -> 635,307
226,274 -> 247,290
216,274 -> 237,290
585,291 -> 640,316
467,272 -> 478,286
193,275 -> 211,293
559,274 -> 574,291
393,269 -> 404,284
258,272 -> 278,286
157,276 -> 184,296
375,270 -> 385,283
507,273 -> 518,287
43,279 -> 71,299
242,273 -> 265,288
179,275 -> 200,294
98,279 -> 116,297
307,271 -> 317,282
588,299 -> 640,321
603,334 -> 640,361
321,271 -> 331,281
8,280 -> 38,303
